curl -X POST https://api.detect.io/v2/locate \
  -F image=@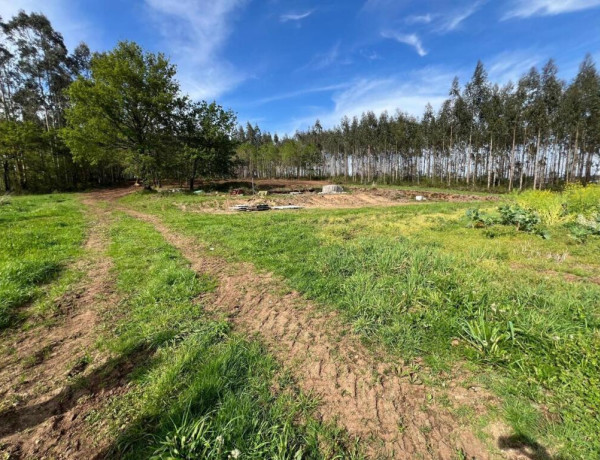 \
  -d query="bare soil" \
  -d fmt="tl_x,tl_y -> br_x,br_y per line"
0,194 -> 124,459
181,184 -> 497,214
119,202 -> 515,459
0,185 -> 513,459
